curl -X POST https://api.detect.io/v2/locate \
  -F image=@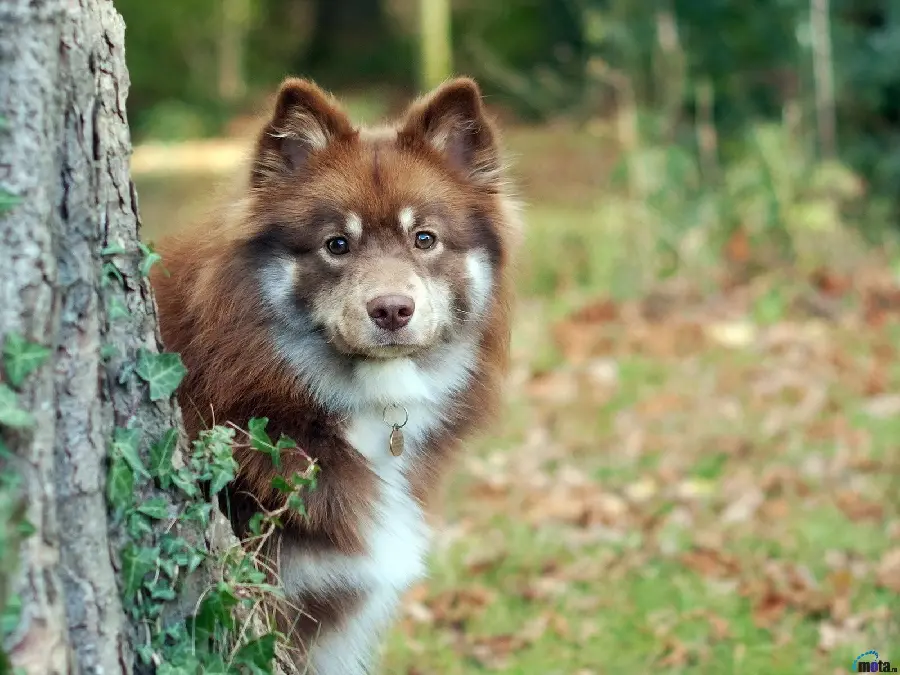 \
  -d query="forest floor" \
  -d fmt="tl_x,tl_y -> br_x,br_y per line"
135,124 -> 900,675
